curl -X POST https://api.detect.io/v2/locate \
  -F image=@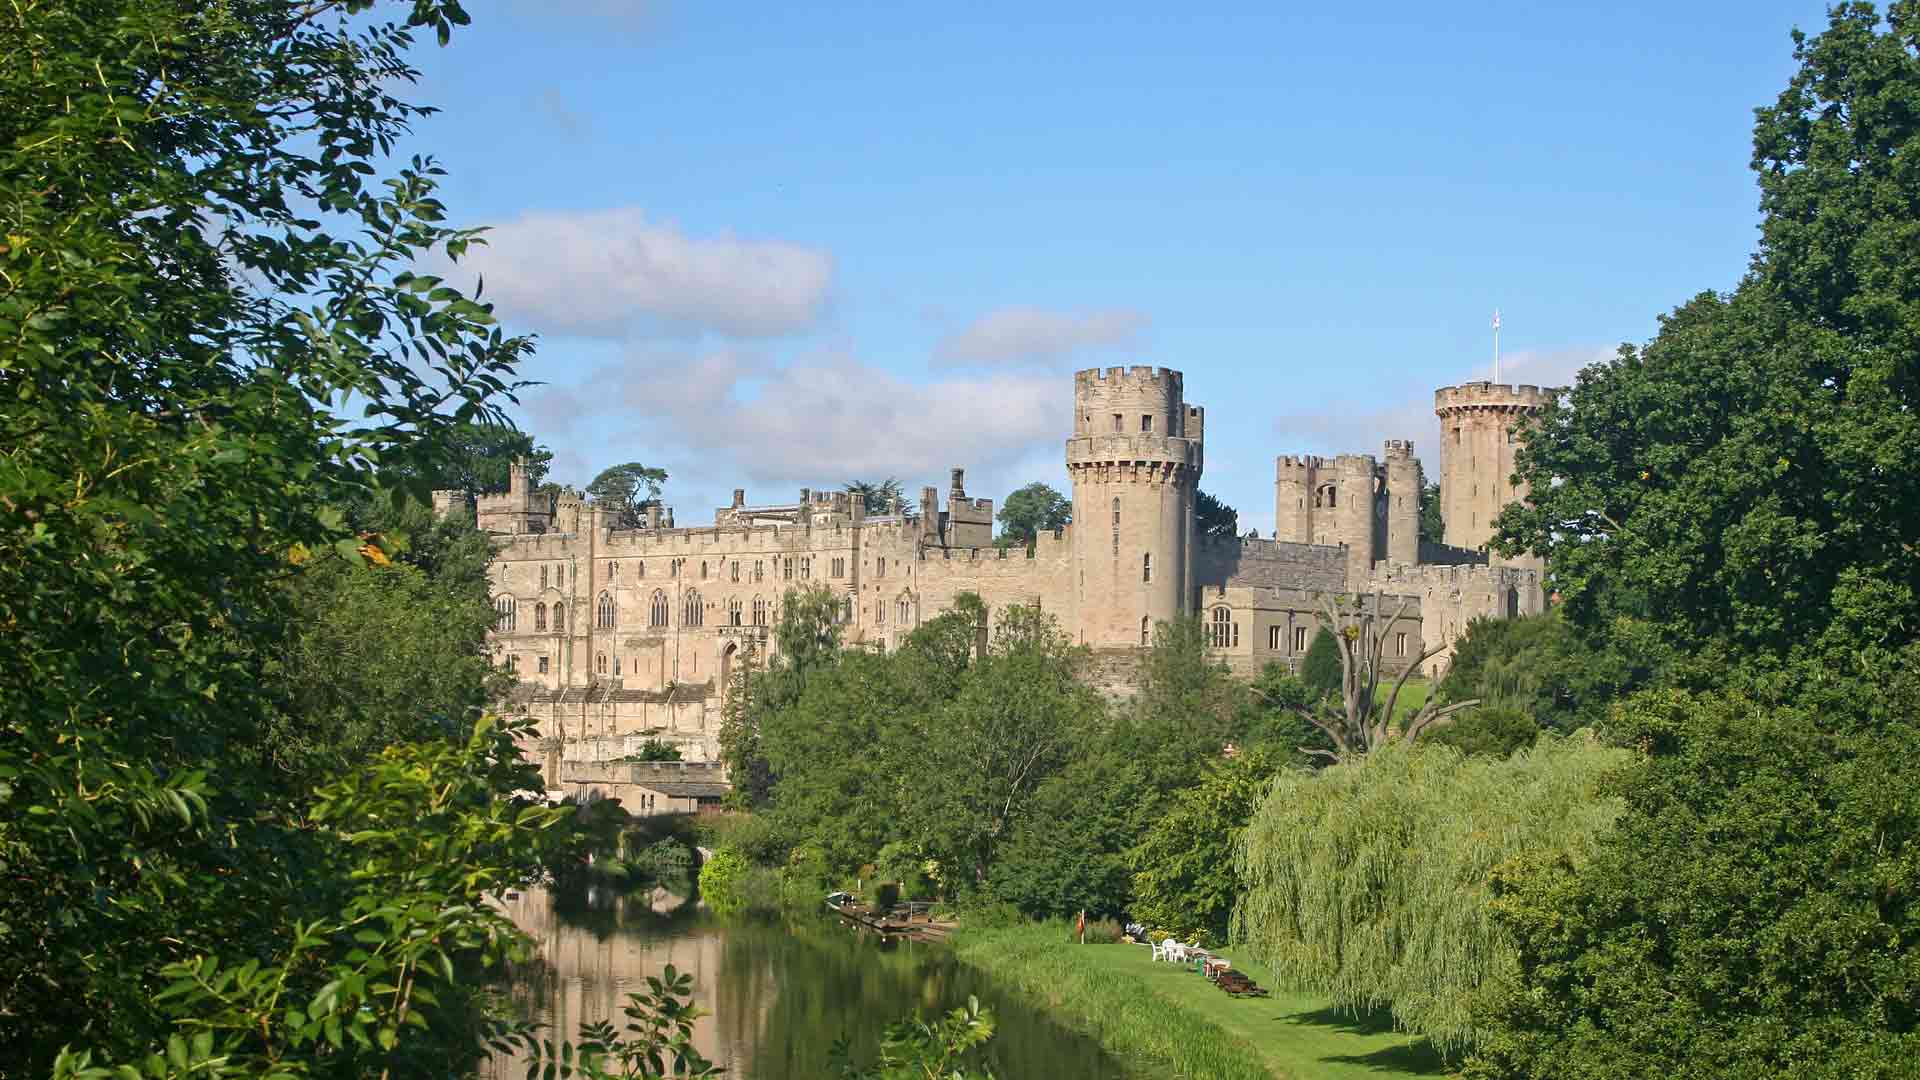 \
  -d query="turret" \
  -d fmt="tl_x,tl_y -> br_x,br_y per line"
1383,439 -> 1420,566
1066,366 -> 1202,647
1331,454 -> 1380,586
